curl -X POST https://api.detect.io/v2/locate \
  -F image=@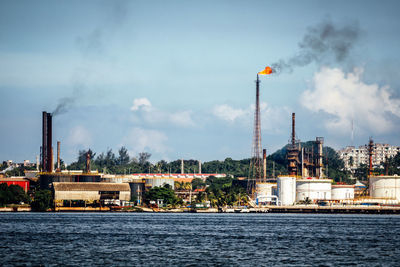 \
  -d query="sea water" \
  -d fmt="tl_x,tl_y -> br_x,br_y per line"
0,213 -> 399,266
